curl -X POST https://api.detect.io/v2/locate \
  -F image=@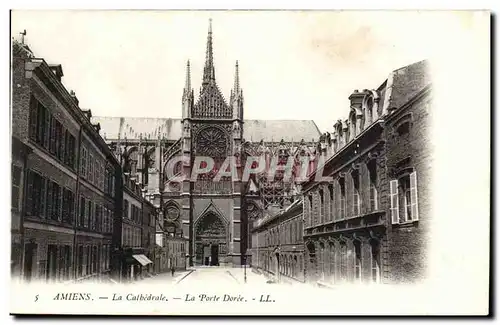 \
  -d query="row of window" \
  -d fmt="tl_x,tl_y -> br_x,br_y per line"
25,170 -> 116,232
28,98 -> 117,199
168,241 -> 186,254
25,170 -> 75,224
123,199 -> 142,224
103,169 -> 116,197
78,197 -> 114,233
122,225 -> 142,248
81,146 -> 112,194
45,244 -> 72,282
254,252 -> 304,280
29,96 -> 76,169
277,254 -> 303,279
22,242 -> 111,283
257,216 -> 303,248
332,94 -> 379,153
304,159 -> 379,227
308,239 -> 380,284
76,244 -> 111,278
